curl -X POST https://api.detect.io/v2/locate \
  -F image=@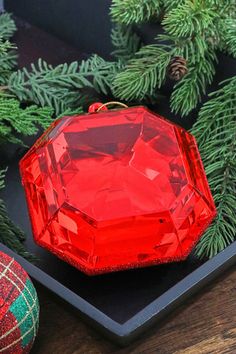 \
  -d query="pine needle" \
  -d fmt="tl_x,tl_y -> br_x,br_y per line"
0,12 -> 16,40
0,171 -> 37,261
110,0 -> 162,24
0,96 -> 53,144
111,24 -> 142,62
8,59 -> 92,115
0,39 -> 17,84
192,76 -> 236,258
113,44 -> 172,100
79,55 -> 123,95
170,49 -> 217,116
219,18 -> 236,58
